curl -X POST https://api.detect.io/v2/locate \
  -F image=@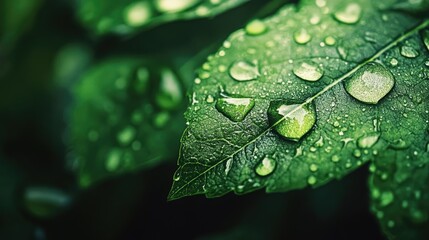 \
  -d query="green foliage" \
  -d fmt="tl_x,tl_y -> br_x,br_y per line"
70,58 -> 186,187
77,0 -> 249,35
